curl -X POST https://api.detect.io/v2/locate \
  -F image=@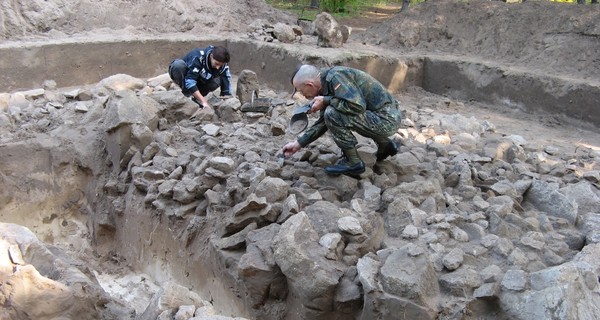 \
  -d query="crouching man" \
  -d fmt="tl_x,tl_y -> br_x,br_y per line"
282,64 -> 402,177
